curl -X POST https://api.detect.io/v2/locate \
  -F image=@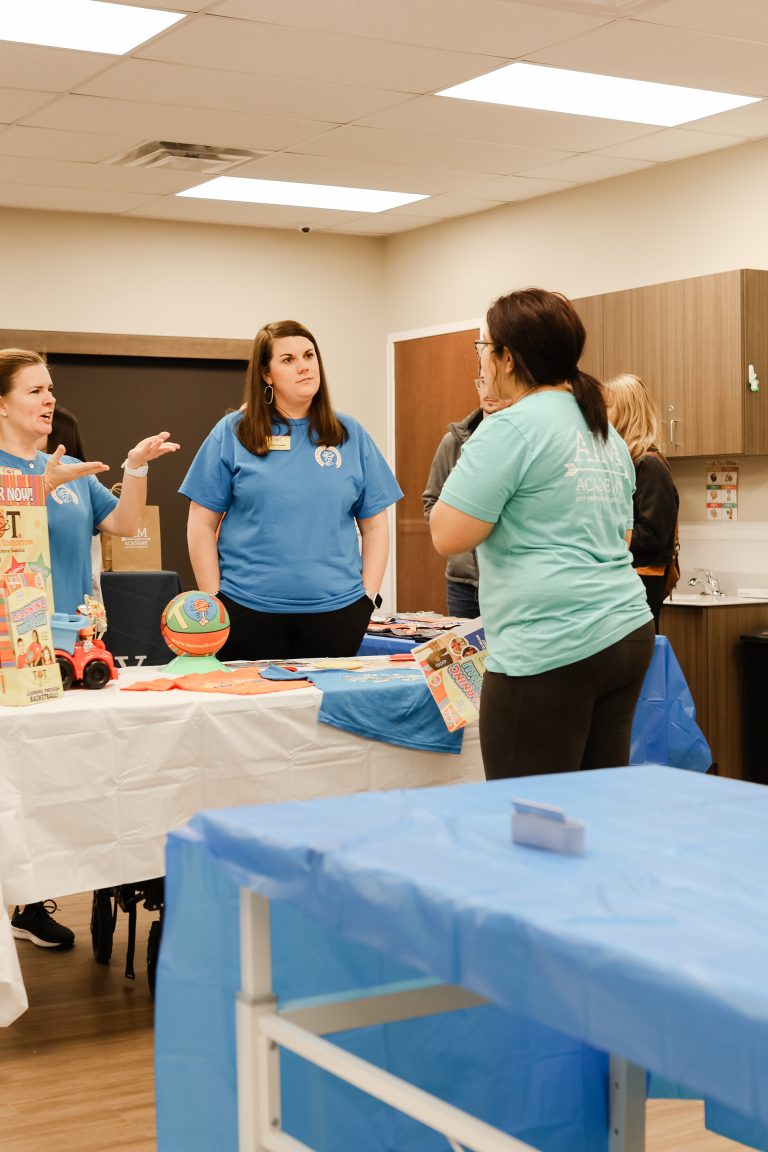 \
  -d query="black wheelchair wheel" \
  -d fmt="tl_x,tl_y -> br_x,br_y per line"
91,888 -> 117,964
147,919 -> 162,1000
